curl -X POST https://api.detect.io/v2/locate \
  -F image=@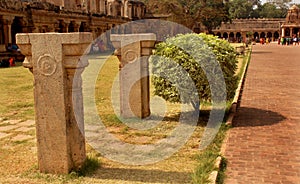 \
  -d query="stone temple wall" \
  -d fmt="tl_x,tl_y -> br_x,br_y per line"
213,18 -> 285,42
0,0 -> 146,49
